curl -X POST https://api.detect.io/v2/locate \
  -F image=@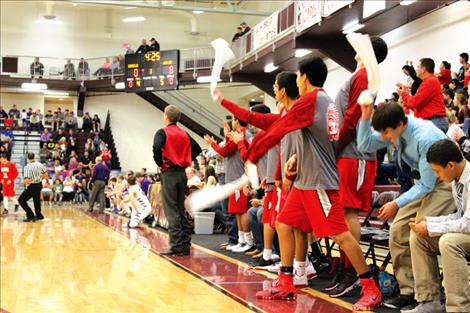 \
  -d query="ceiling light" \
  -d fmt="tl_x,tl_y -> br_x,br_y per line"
251,98 -> 255,101
264,63 -> 278,73
122,16 -> 146,23
193,10 -> 204,14
342,22 -> 365,34
115,82 -> 125,89
59,98 -> 63,101
36,19 -> 63,25
72,3 -> 79,7
260,95 -> 264,98
161,1 -> 176,7
400,0 -> 416,5
21,83 -> 47,90
295,49 -> 312,58
124,6 -> 137,10
44,91 -> 69,96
